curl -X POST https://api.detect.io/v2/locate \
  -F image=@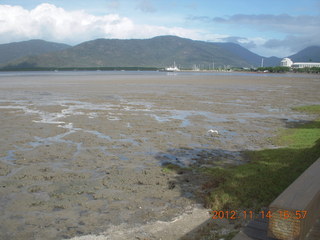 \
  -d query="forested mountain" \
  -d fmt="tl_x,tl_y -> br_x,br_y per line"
0,40 -> 70,65
289,46 -> 320,62
3,36 -> 318,69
